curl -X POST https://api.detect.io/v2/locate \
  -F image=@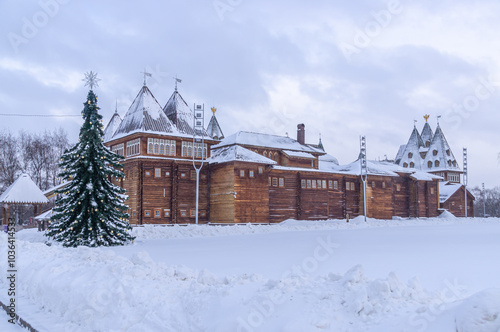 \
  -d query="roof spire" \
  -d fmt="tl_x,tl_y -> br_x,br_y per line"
437,115 -> 442,126
173,75 -> 182,91
114,99 -> 118,114
424,114 -> 430,122
414,119 -> 417,128
141,69 -> 152,86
